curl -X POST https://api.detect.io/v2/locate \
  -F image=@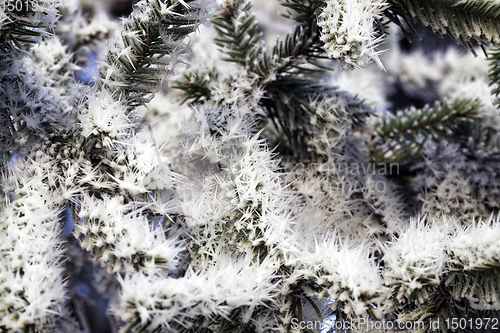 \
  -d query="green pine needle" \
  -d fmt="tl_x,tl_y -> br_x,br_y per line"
489,47 -> 500,104
172,69 -> 218,104
387,0 -> 500,52
211,0 -> 263,69
370,99 -> 482,163
99,0 -> 203,109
